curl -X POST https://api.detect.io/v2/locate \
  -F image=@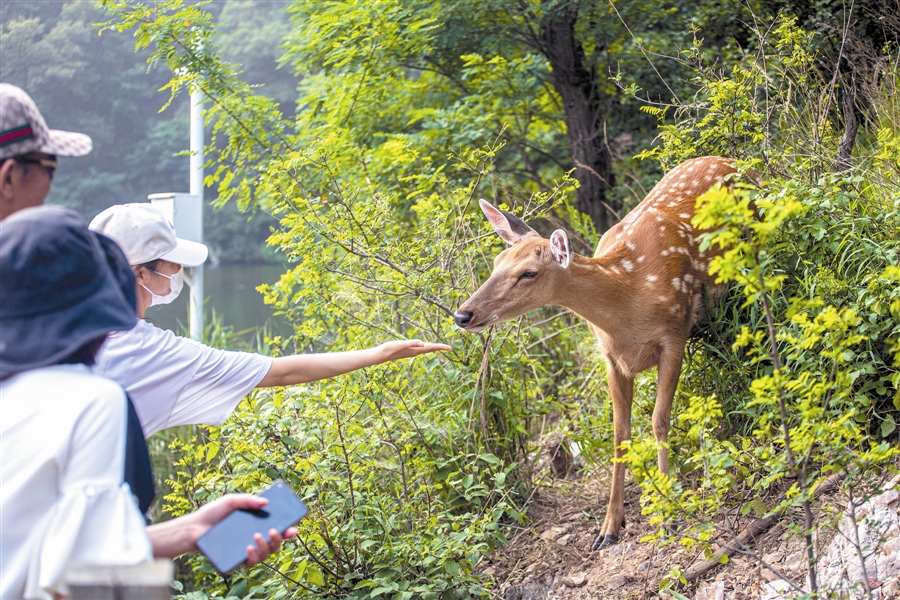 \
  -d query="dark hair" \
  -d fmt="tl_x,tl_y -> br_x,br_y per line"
56,335 -> 108,368
4,156 -> 32,176
12,156 -> 34,177
0,336 -> 107,382
135,259 -> 160,272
